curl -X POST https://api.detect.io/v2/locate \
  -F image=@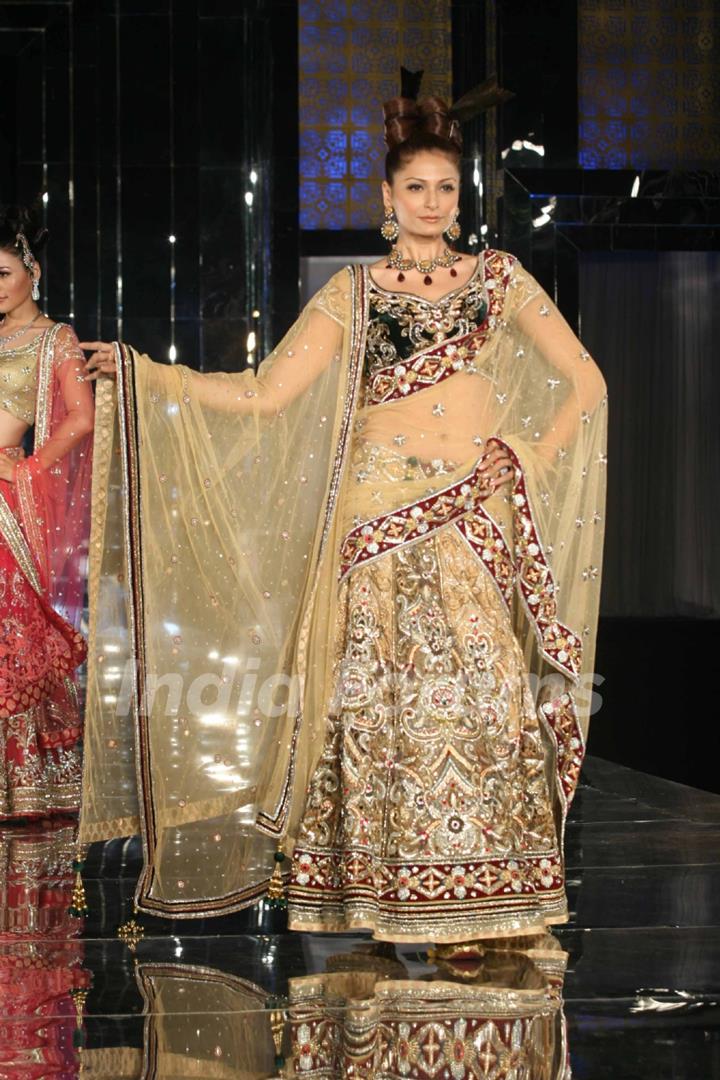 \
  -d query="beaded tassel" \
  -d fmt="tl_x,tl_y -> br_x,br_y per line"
267,846 -> 287,910
266,996 -> 287,1077
68,857 -> 88,919
70,986 -> 89,1049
